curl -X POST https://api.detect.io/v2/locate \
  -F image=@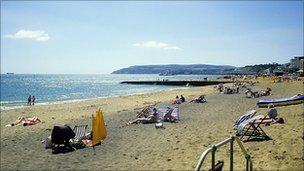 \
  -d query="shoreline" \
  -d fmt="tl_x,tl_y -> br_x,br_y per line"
1,78 -> 303,170
0,86 -> 193,111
